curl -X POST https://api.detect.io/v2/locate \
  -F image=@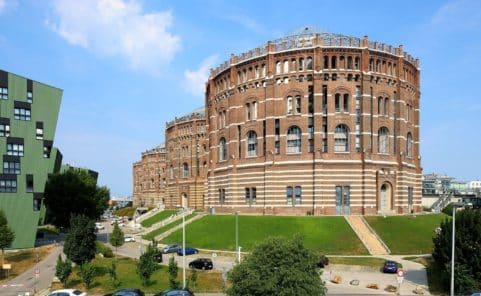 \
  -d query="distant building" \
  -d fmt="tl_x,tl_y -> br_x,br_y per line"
468,180 -> 481,191
450,180 -> 468,193
422,173 -> 453,195
0,70 -> 62,248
